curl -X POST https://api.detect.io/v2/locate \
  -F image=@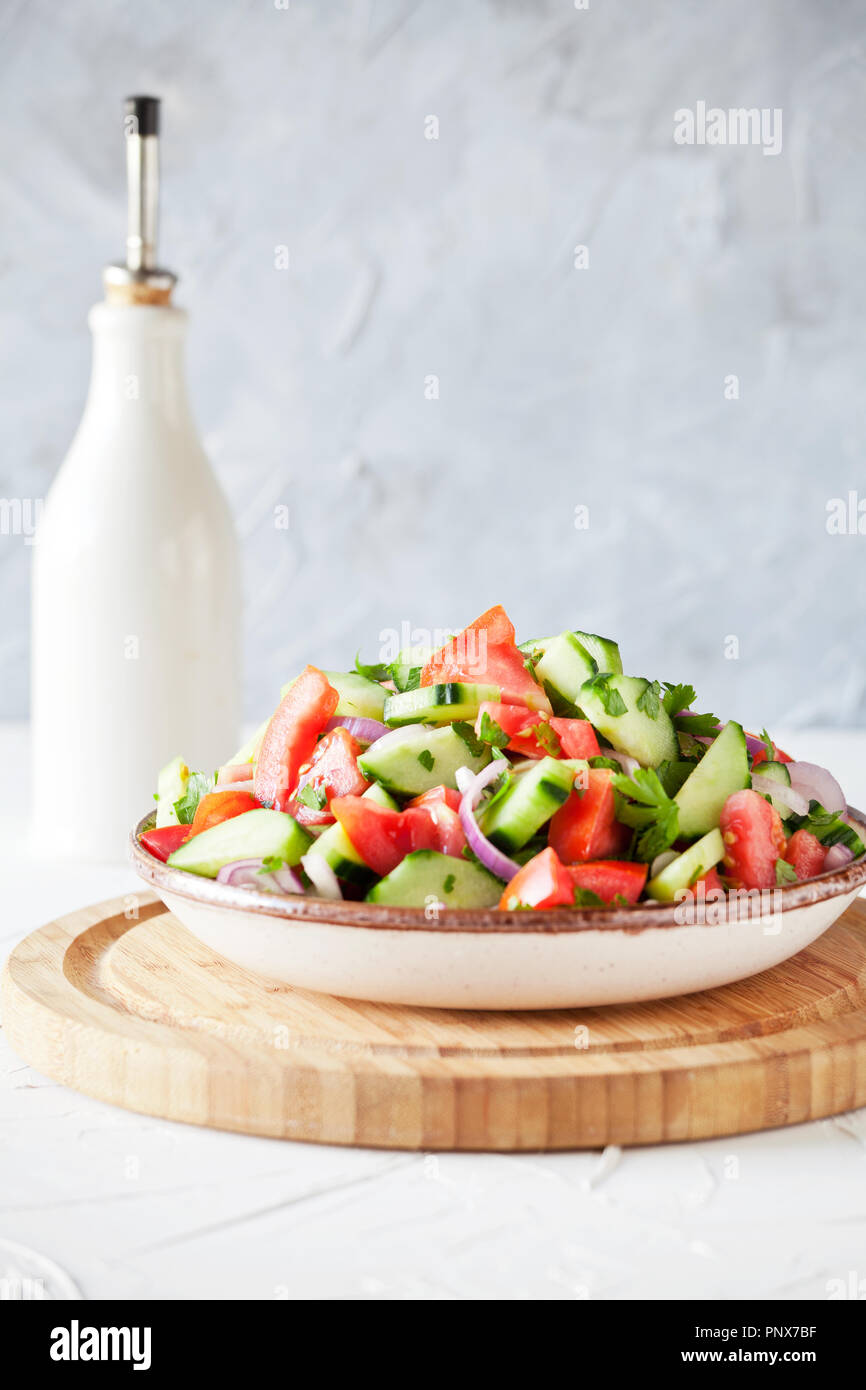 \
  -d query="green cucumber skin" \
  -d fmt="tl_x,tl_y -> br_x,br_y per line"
532,632 -> 597,712
384,683 -> 499,727
674,721 -> 749,838
366,850 -> 501,908
572,630 -> 623,676
481,757 -> 574,853
646,828 -> 726,902
167,809 -> 312,878
577,674 -> 678,768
